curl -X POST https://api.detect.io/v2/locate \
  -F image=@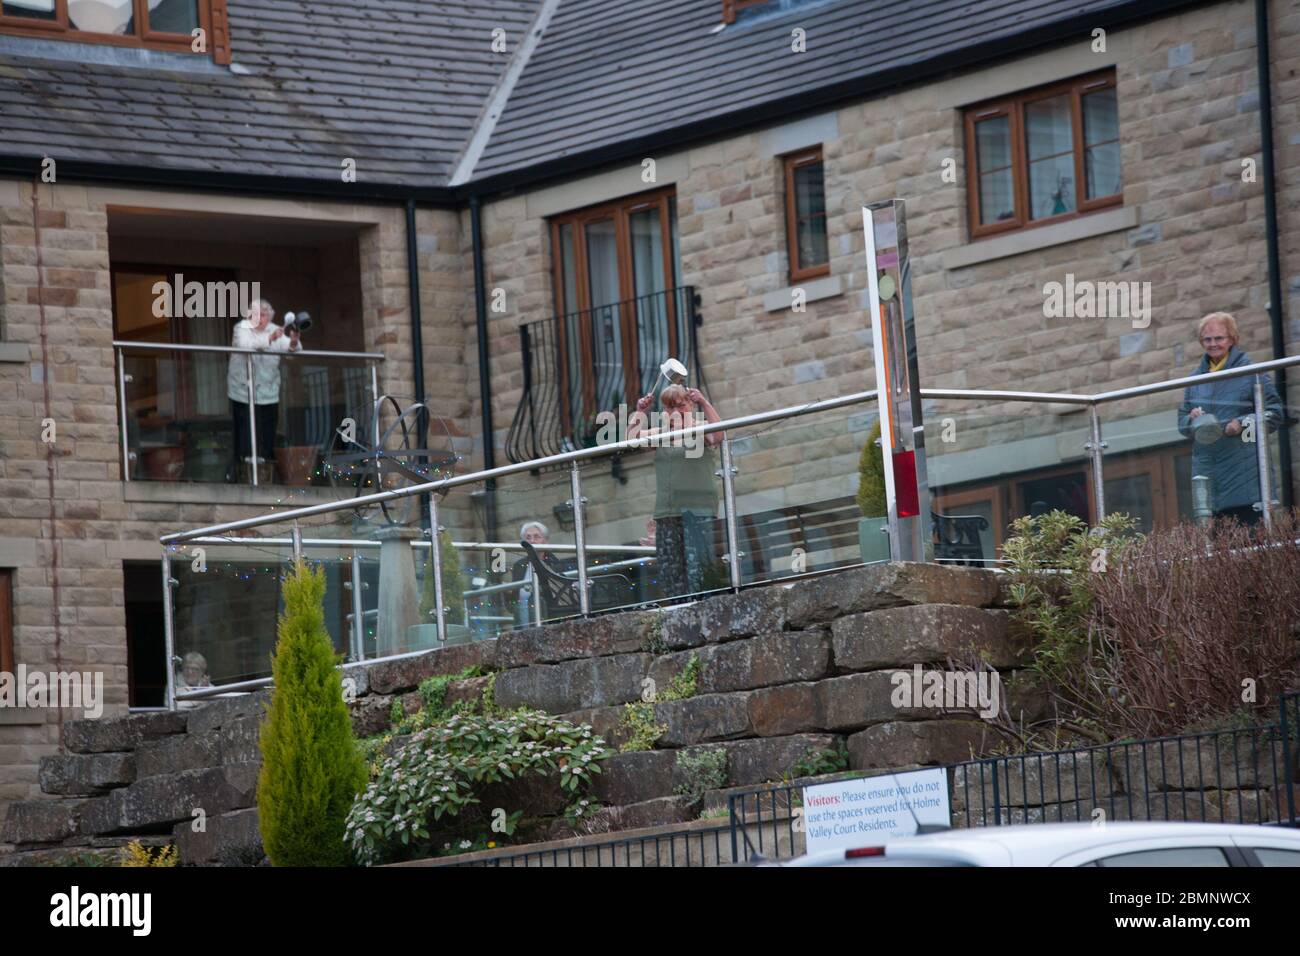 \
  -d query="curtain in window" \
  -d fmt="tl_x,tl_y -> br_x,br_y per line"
630,207 -> 667,399
585,219 -> 621,420
187,314 -> 228,417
